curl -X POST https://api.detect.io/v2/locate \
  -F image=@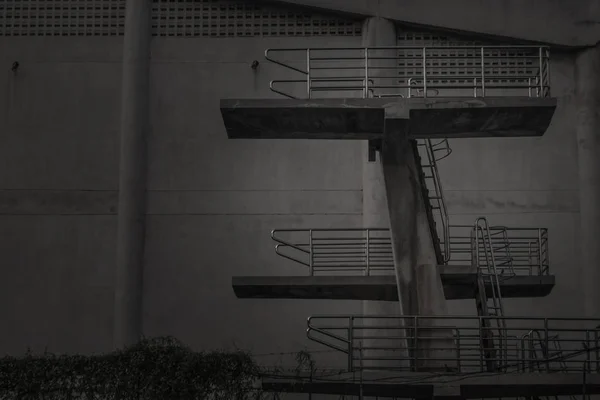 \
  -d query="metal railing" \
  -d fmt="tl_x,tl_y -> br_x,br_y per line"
265,46 -> 551,99
271,224 -> 549,276
417,138 -> 451,262
307,315 -> 600,373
